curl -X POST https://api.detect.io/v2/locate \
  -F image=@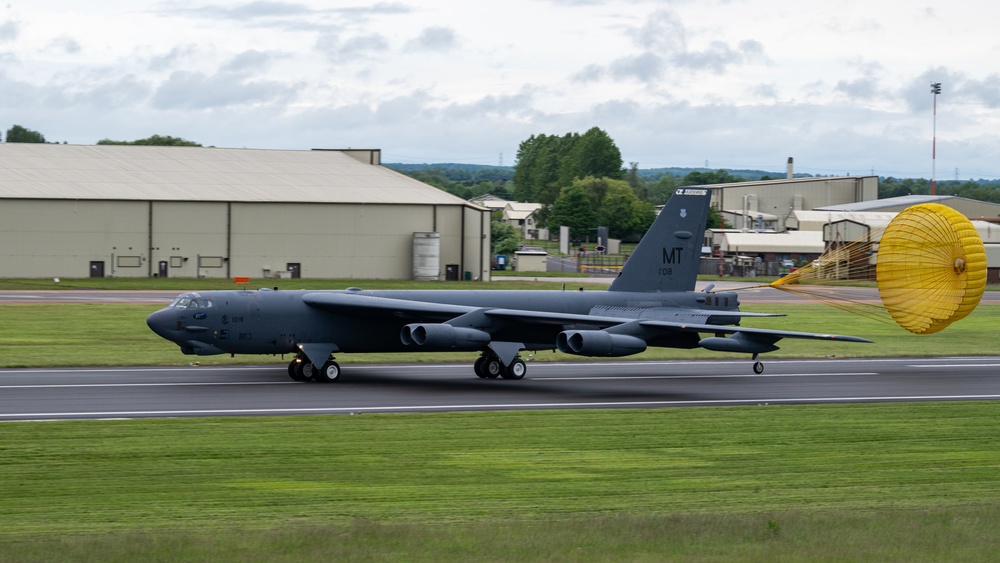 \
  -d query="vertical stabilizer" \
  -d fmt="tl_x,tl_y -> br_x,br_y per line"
609,187 -> 712,293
